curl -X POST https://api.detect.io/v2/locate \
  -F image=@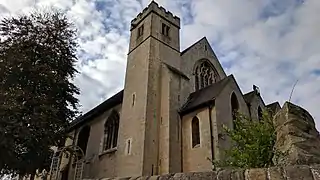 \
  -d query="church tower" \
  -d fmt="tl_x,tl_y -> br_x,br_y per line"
116,1 -> 181,177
